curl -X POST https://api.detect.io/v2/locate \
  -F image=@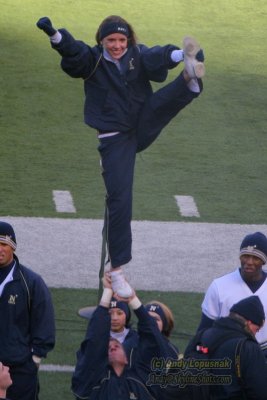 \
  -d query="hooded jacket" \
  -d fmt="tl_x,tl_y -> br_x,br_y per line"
195,317 -> 267,400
